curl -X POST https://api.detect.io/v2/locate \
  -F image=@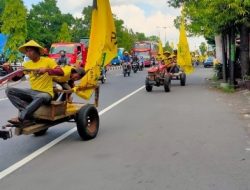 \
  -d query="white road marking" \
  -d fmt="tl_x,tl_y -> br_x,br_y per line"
0,85 -> 144,180
0,98 -> 7,101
